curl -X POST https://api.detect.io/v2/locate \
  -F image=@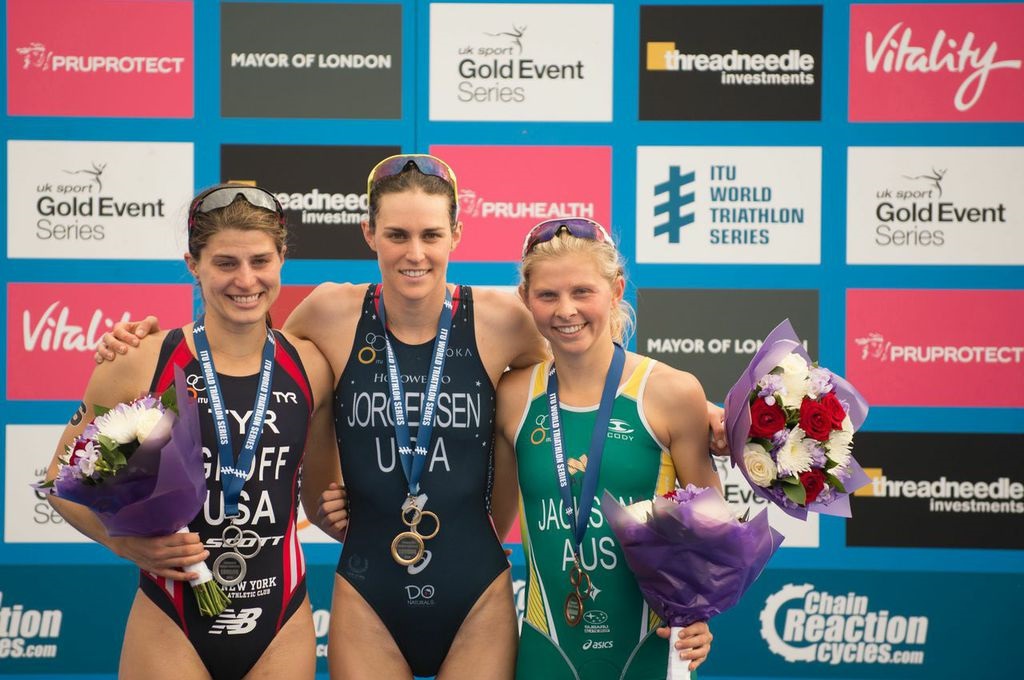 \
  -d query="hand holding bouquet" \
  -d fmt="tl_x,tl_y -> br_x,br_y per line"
725,319 -> 870,520
603,486 -> 783,679
38,367 -> 229,616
